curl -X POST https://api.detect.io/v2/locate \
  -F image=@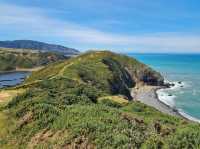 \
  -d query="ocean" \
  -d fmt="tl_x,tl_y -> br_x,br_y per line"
128,53 -> 200,122
0,72 -> 30,89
